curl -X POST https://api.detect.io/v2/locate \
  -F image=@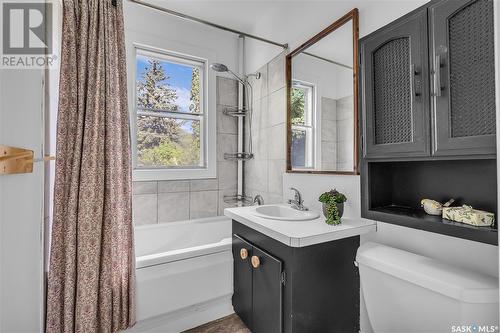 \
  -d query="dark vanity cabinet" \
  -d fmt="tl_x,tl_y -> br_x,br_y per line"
360,0 -> 496,159
361,9 -> 430,158
232,221 -> 360,333
233,234 -> 282,333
